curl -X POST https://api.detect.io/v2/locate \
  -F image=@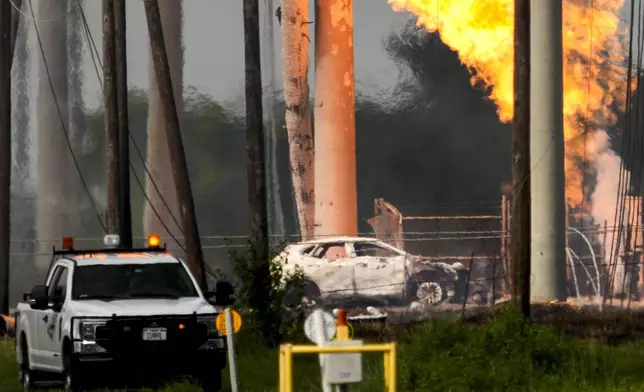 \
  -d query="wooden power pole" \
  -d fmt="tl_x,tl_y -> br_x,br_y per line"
114,0 -> 132,248
143,0 -> 205,287
103,0 -> 120,236
0,0 -> 10,315
511,0 -> 531,318
243,0 -> 271,341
